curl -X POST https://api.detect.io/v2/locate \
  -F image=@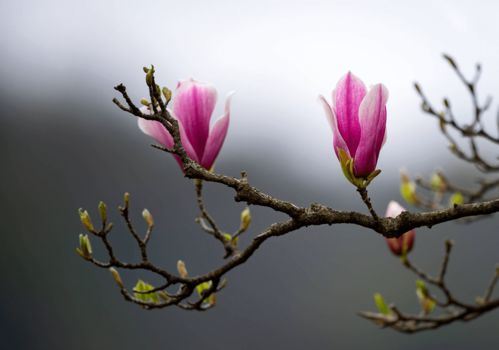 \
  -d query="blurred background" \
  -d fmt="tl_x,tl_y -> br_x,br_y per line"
1,0 -> 499,349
